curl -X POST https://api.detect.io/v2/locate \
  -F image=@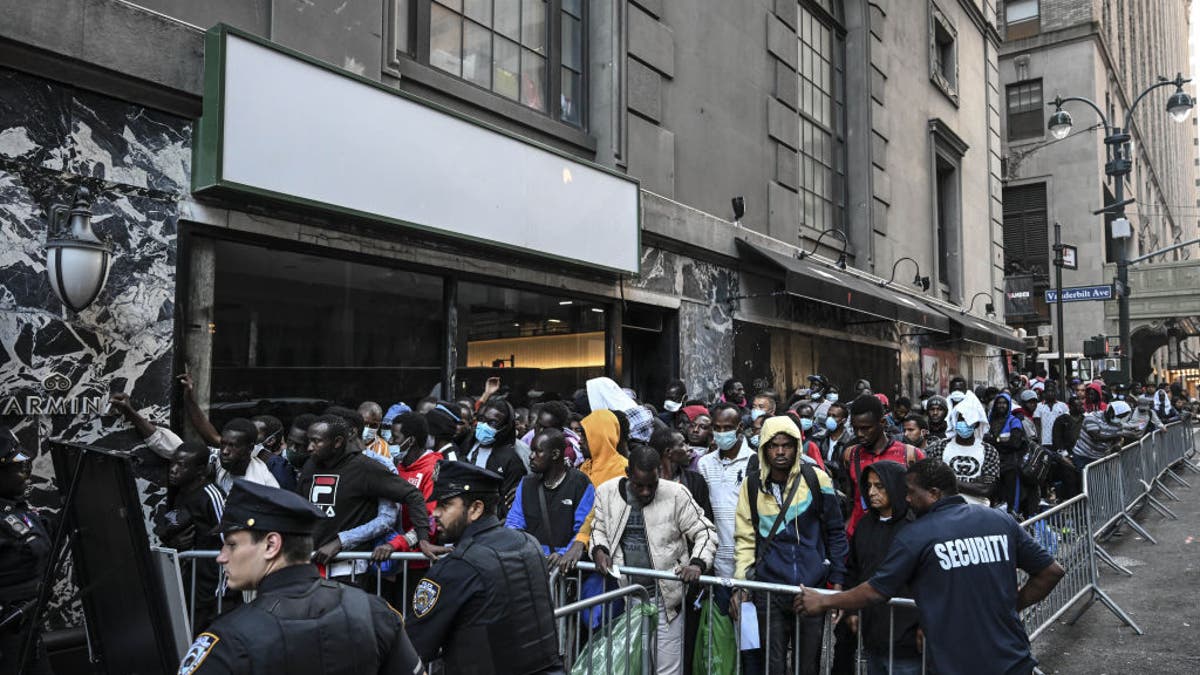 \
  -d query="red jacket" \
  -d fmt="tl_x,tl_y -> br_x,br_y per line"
843,440 -> 924,536
387,450 -> 442,566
